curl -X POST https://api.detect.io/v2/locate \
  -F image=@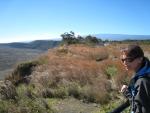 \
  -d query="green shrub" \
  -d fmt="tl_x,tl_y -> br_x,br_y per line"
0,100 -> 10,113
41,88 -> 55,98
5,61 -> 39,85
16,84 -> 37,100
105,66 -> 118,79
4,84 -> 56,113
54,86 -> 68,98
41,86 -> 68,99
0,80 -> 17,100
14,61 -> 38,77
67,82 -> 82,98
